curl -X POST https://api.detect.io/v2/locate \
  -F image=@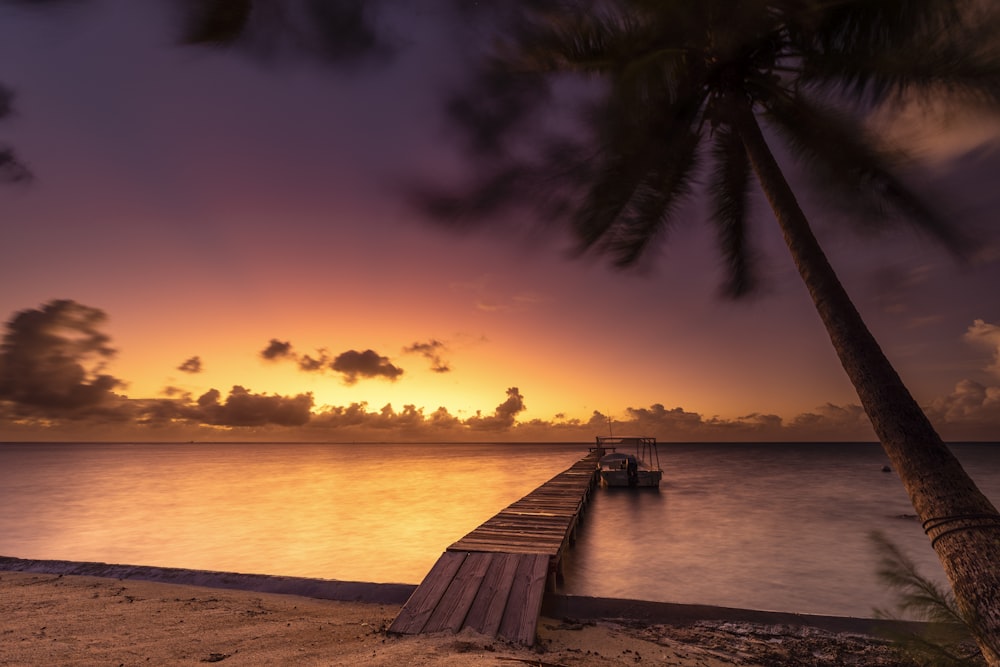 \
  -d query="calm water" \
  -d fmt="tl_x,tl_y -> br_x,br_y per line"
1,441 -> 998,618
